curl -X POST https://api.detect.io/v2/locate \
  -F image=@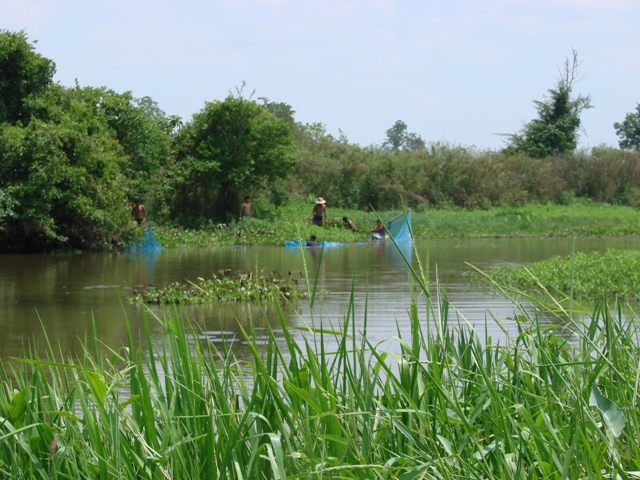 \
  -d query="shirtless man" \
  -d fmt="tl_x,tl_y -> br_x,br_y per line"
310,197 -> 327,226
132,200 -> 147,224
342,217 -> 357,231
371,219 -> 386,239
239,196 -> 254,221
